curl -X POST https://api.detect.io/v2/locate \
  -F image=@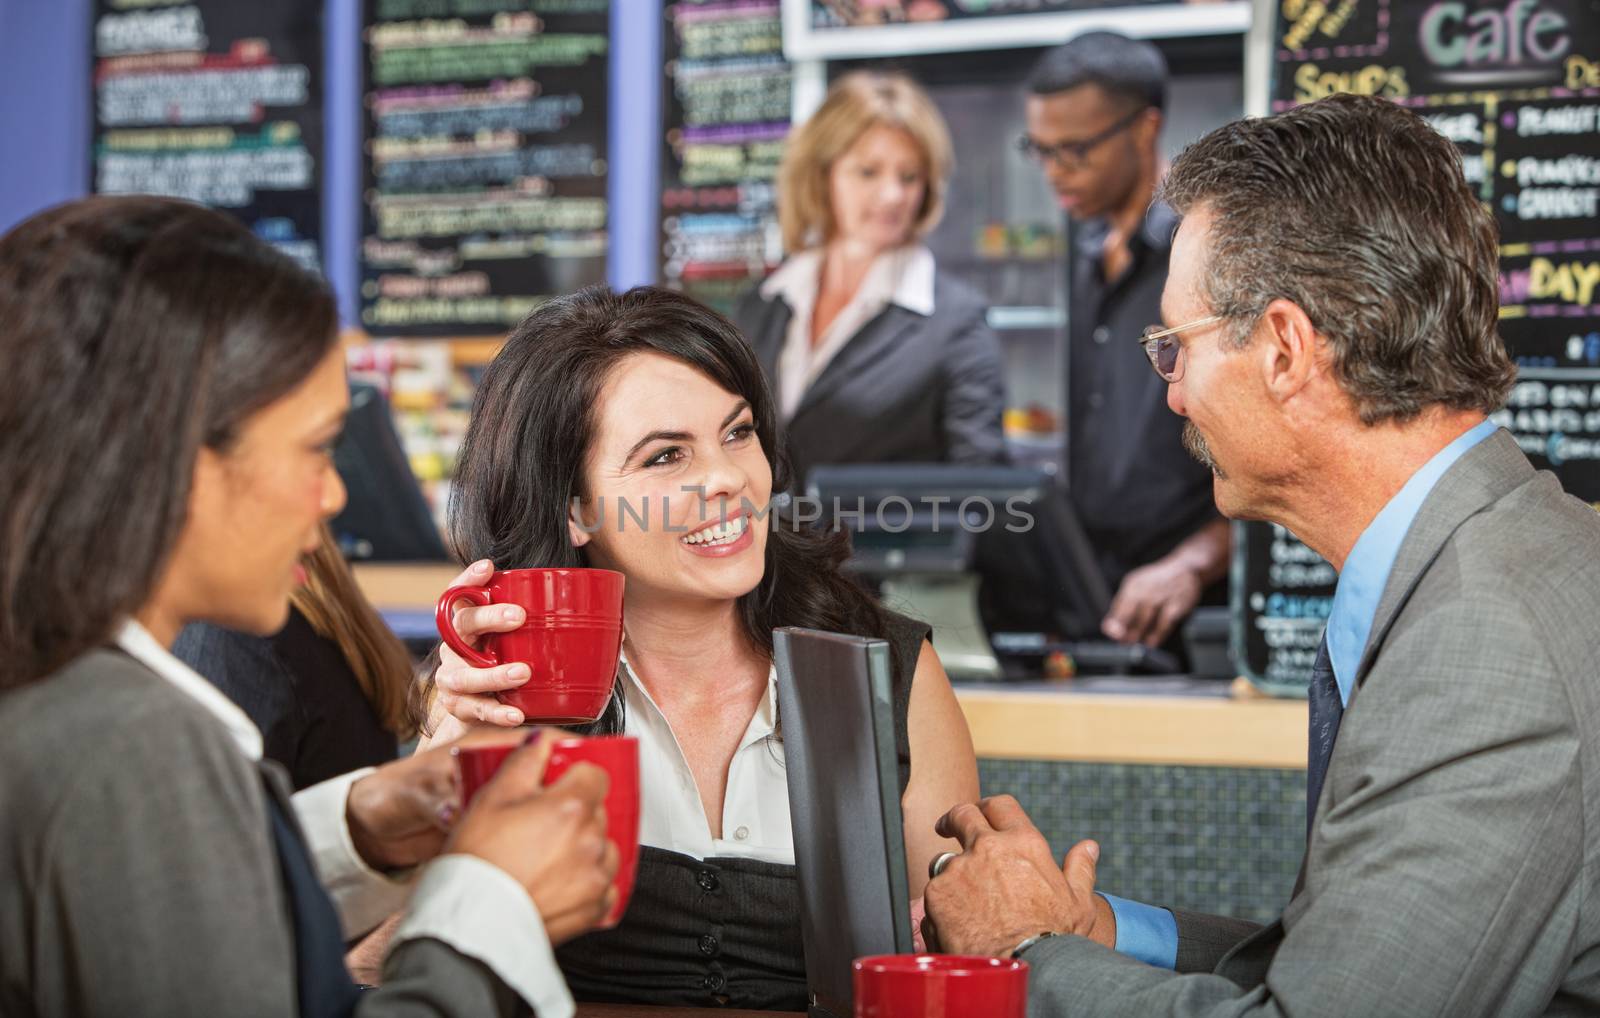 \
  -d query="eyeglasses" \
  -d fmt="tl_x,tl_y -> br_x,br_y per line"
1016,106 -> 1149,172
1139,315 -> 1224,382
